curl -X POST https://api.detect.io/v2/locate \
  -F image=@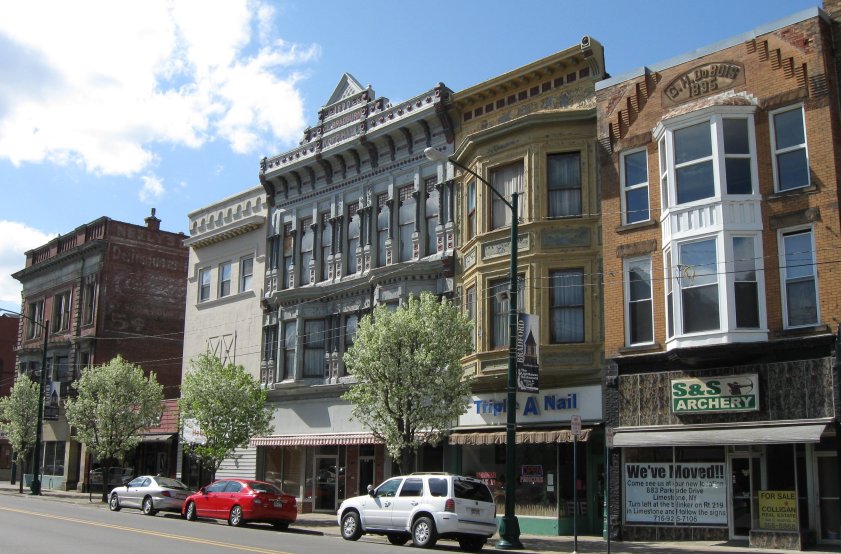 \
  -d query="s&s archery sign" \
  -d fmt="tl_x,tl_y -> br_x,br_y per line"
671,374 -> 758,414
